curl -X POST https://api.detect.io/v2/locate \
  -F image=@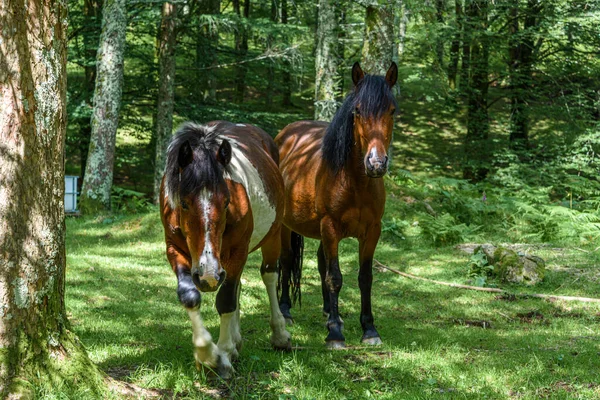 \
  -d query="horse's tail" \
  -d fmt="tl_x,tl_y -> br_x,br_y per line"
278,230 -> 304,307
289,231 -> 304,306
